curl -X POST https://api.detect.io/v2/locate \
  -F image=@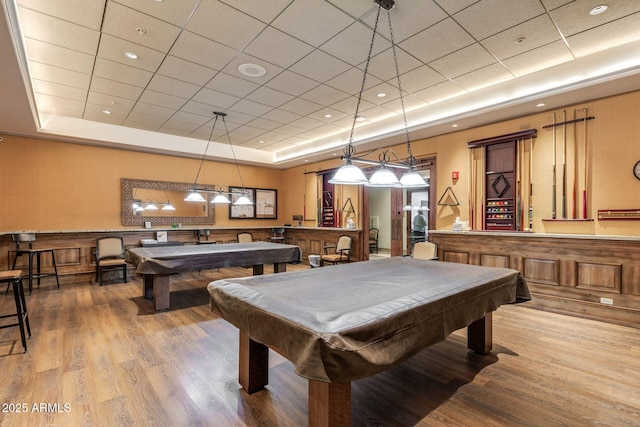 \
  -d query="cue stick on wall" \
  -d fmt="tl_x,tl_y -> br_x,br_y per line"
529,137 -> 533,230
562,109 -> 567,219
582,107 -> 589,219
552,112 -> 557,219
571,109 -> 579,219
